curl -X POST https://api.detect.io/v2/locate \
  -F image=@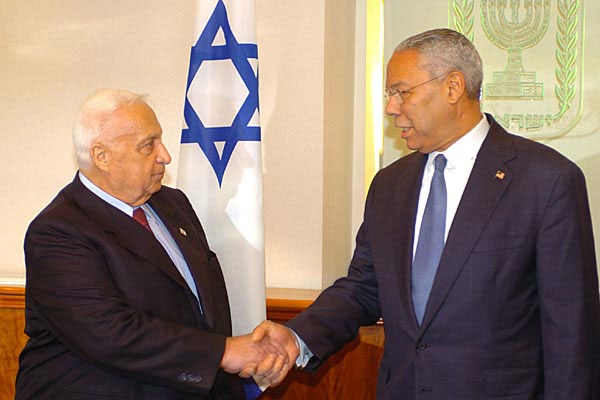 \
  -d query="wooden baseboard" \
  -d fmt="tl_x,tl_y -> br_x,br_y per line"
0,288 -> 26,400
1,286 -> 317,318
0,286 -> 24,309
265,287 -> 320,322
